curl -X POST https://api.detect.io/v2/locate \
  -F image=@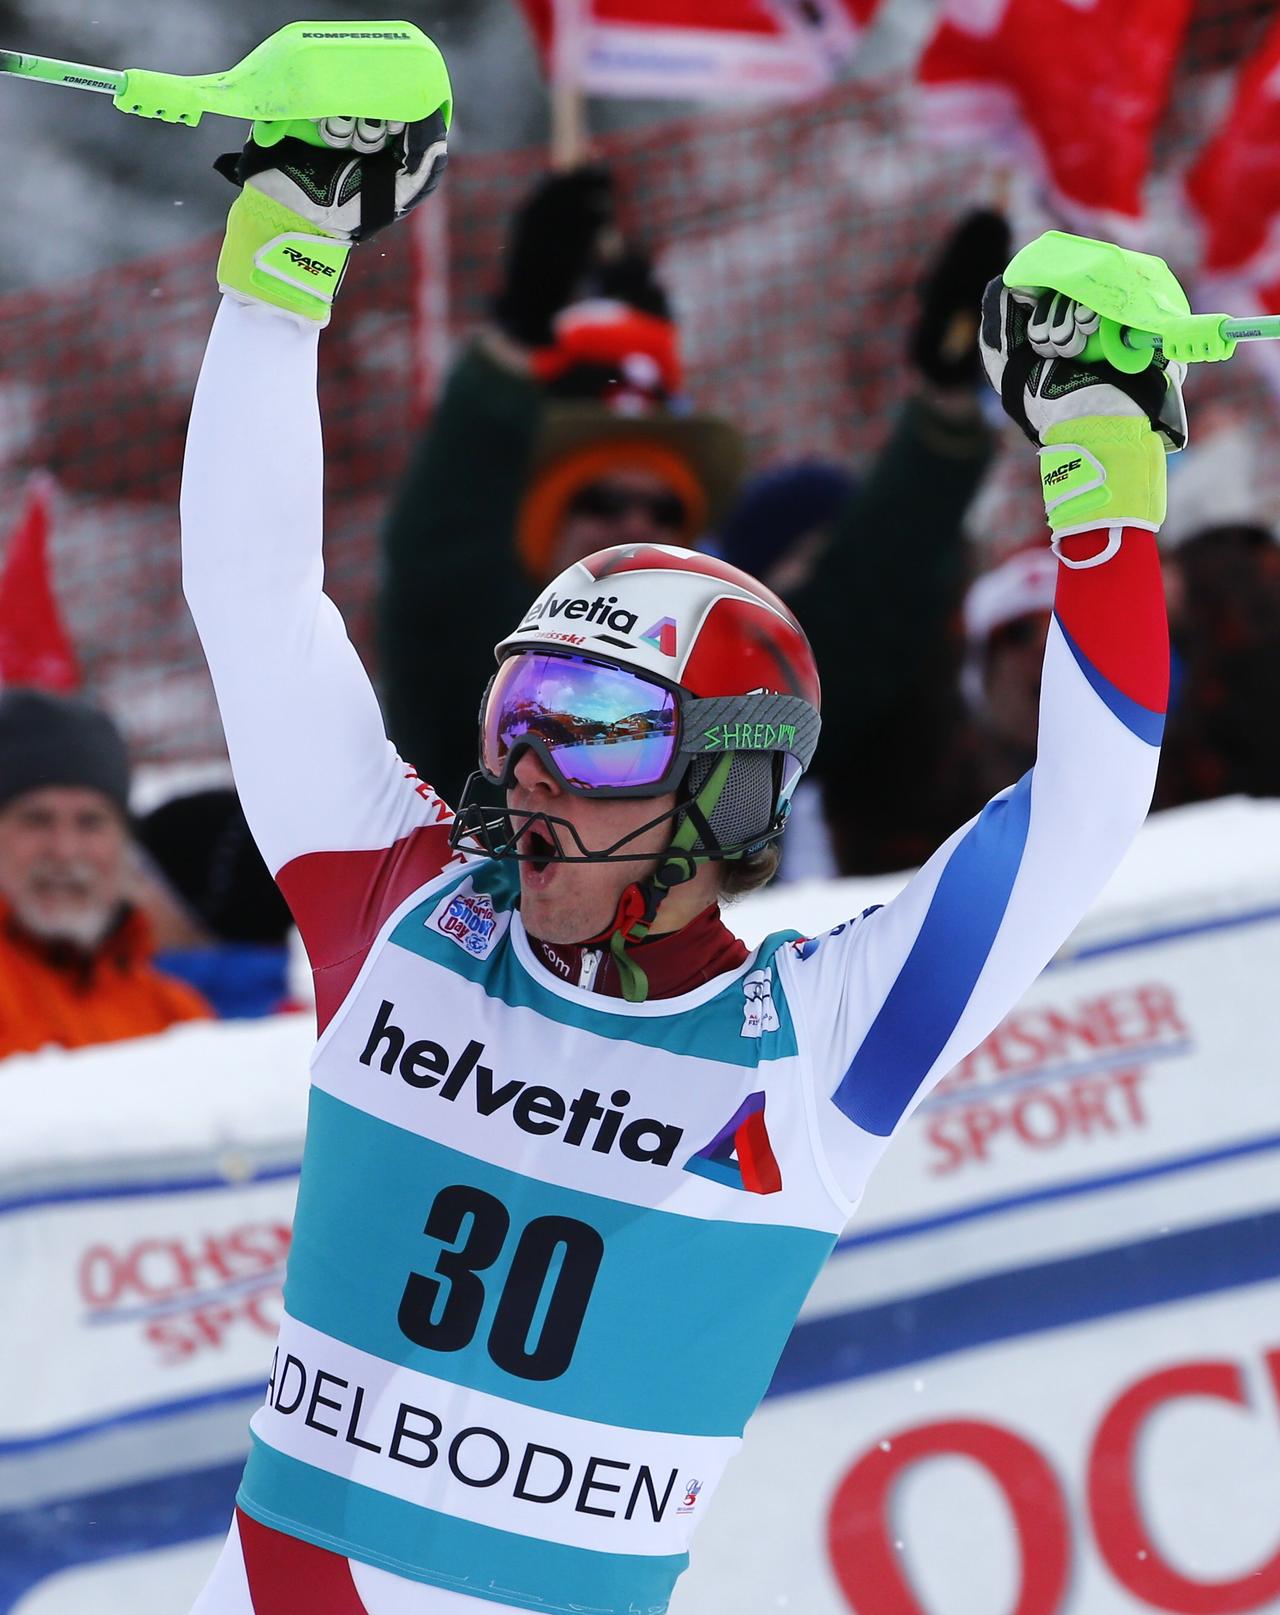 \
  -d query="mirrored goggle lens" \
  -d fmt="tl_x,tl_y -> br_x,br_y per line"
483,653 -> 678,790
